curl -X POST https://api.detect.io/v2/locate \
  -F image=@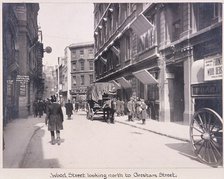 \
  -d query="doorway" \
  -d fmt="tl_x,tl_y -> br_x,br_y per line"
172,65 -> 184,122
